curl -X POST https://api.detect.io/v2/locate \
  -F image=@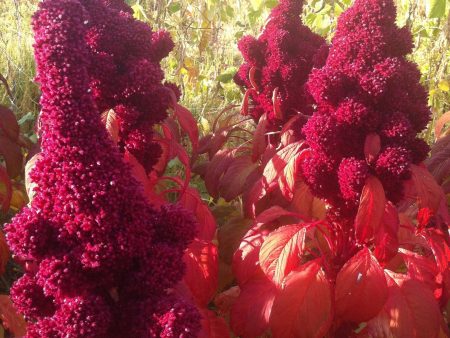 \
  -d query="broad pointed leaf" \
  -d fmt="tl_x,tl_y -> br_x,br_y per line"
0,106 -> 19,142
0,136 -> 22,178
233,226 -> 271,285
259,224 -> 307,286
101,109 -> 119,144
374,202 -> 399,264
366,272 -> 441,338
0,167 -> 12,213
262,141 -> 305,189
364,133 -> 381,164
218,217 -> 252,264
355,176 -> 386,243
199,309 -> 230,338
183,239 -> 219,307
0,295 -> 26,337
408,164 -> 445,212
219,155 -> 259,201
174,103 -> 199,151
335,248 -> 388,322
230,273 -> 277,338
252,113 -> 268,161
270,260 -> 333,338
